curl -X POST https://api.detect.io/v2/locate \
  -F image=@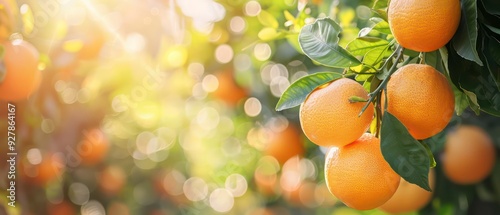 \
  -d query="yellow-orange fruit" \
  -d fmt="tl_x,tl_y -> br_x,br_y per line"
213,70 -> 247,106
379,169 -> 436,214
443,125 -> 496,184
385,64 -> 454,140
22,153 -> 65,186
325,134 -> 400,210
388,0 -> 461,52
0,40 -> 41,101
77,128 -> 109,166
99,165 -> 126,196
264,125 -> 305,165
300,78 -> 374,147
